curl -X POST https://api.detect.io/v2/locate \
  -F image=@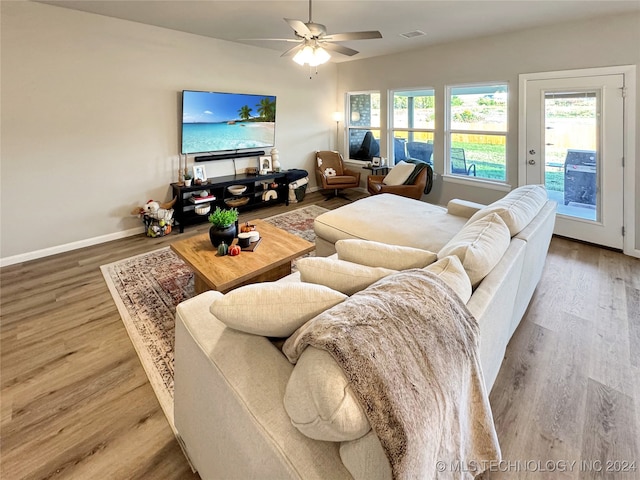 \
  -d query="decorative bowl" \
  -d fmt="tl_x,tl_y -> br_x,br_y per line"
195,204 -> 211,215
227,185 -> 247,195
224,196 -> 250,207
